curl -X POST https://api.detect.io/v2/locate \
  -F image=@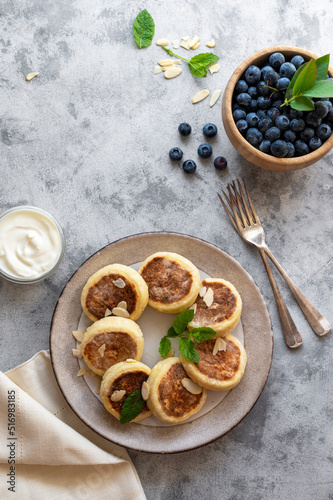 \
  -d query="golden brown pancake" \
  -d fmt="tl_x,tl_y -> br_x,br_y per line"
100,360 -> 151,422
80,317 -> 144,376
188,278 -> 242,337
139,252 -> 201,313
81,264 -> 149,322
180,333 -> 247,391
146,357 -> 207,423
